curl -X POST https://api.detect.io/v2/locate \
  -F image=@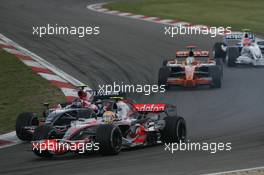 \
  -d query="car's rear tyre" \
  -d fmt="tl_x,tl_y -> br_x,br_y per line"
227,47 -> 239,67
213,42 -> 227,62
96,124 -> 122,156
158,67 -> 170,88
215,59 -> 224,78
15,112 -> 39,141
209,66 -> 222,88
162,60 -> 168,66
161,116 -> 186,143
32,125 -> 55,158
